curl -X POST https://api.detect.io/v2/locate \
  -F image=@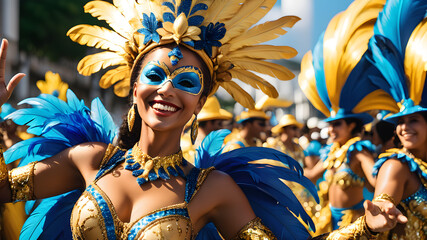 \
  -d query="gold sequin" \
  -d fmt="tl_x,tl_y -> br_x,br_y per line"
323,137 -> 361,170
231,217 -> 277,240
325,216 -> 378,240
8,161 -> 37,202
